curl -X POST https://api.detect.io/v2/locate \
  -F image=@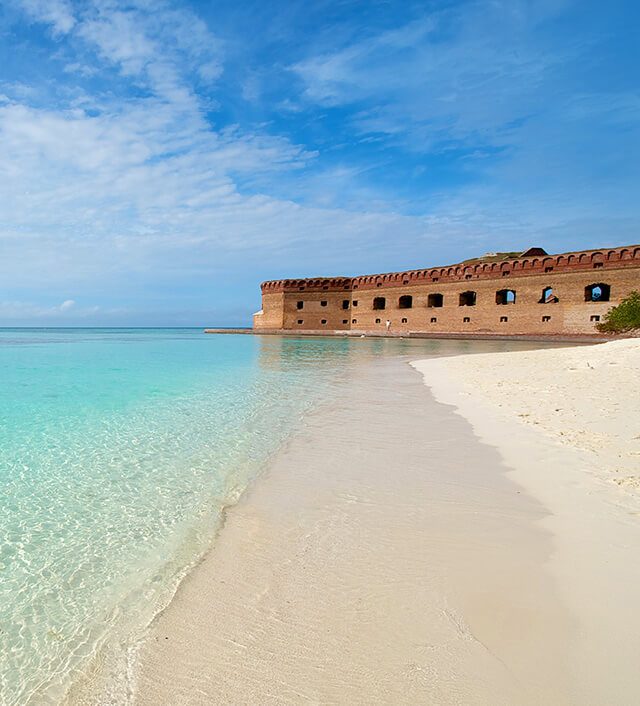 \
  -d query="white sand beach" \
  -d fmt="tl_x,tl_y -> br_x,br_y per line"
412,338 -> 640,705
128,357 -> 570,705
413,338 -> 640,492
85,339 -> 640,705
